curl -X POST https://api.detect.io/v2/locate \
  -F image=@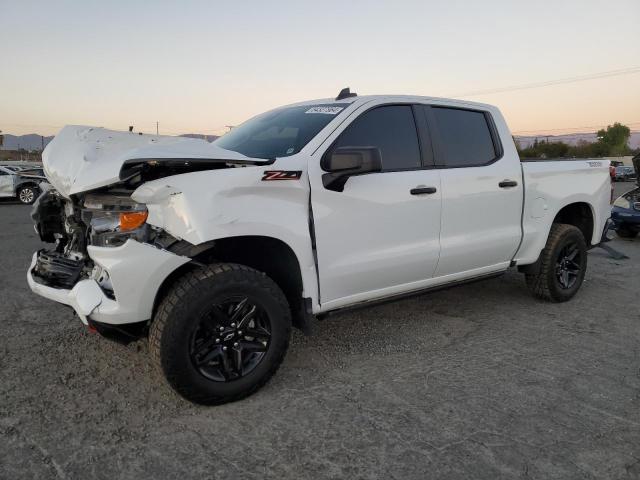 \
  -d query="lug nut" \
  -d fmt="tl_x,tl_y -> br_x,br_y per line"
233,342 -> 238,347
238,331 -> 242,335
215,338 -> 220,343
231,323 -> 236,328
223,346 -> 227,351
219,326 -> 224,331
